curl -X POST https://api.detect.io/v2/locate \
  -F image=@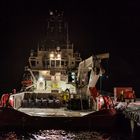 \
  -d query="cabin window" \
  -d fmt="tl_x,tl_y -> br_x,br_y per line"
51,60 -> 55,67
47,60 -> 50,67
43,61 -> 45,68
61,61 -> 64,66
31,61 -> 36,67
56,60 -> 60,67
65,61 -> 68,66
